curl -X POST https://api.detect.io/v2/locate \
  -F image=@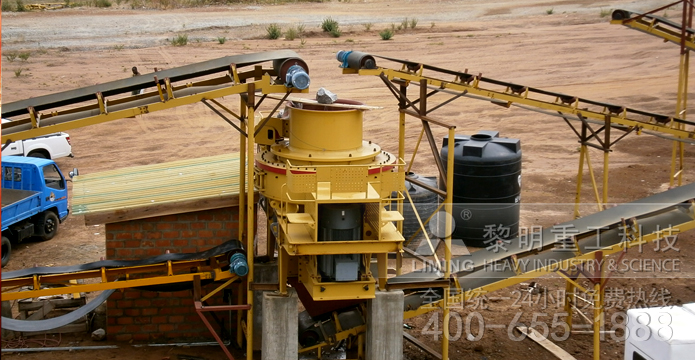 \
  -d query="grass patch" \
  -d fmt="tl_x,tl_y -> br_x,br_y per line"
285,26 -> 299,40
15,0 -> 25,11
94,0 -> 111,7
409,18 -> 418,29
401,18 -> 409,30
266,23 -> 282,39
14,68 -> 24,77
321,17 -> 339,33
379,28 -> 393,40
431,21 -> 436,28
599,8 -> 611,18
171,34 -> 188,46
329,27 -> 342,38
5,52 -> 18,62
363,22 -> 373,31
546,8 -> 554,15
18,52 -> 31,62
2,1 -> 14,11
217,36 -> 226,44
